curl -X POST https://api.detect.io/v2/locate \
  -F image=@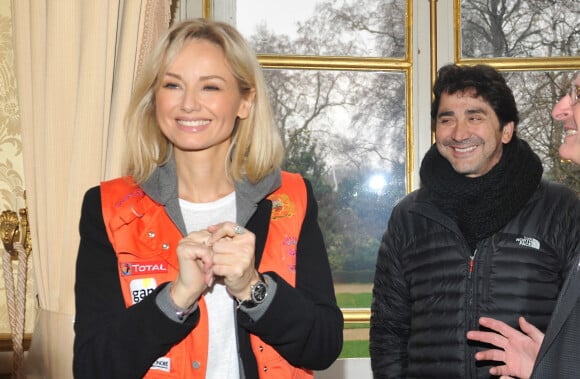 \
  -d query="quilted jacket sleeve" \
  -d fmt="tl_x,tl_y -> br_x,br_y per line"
370,203 -> 412,379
